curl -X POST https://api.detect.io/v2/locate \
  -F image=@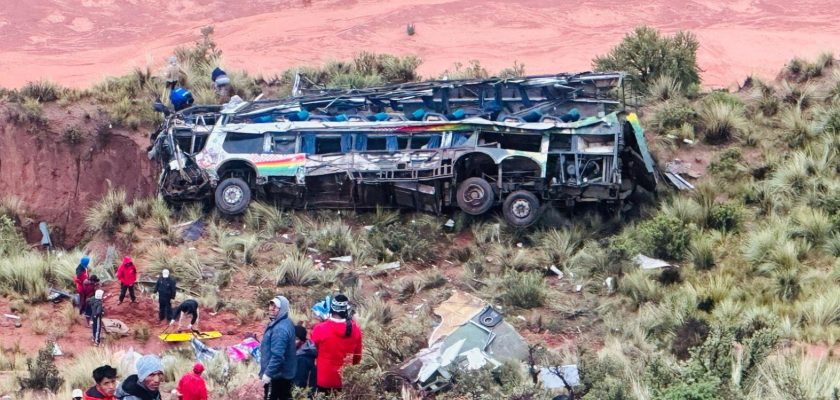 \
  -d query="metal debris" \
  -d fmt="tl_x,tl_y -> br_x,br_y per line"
633,254 -> 675,270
